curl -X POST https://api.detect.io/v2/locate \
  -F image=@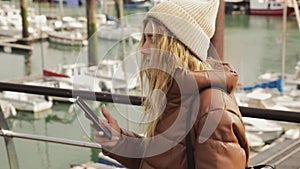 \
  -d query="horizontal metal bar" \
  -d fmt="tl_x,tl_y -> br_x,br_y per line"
240,106 -> 300,123
0,82 -> 299,123
0,82 -> 143,106
0,129 -> 101,149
